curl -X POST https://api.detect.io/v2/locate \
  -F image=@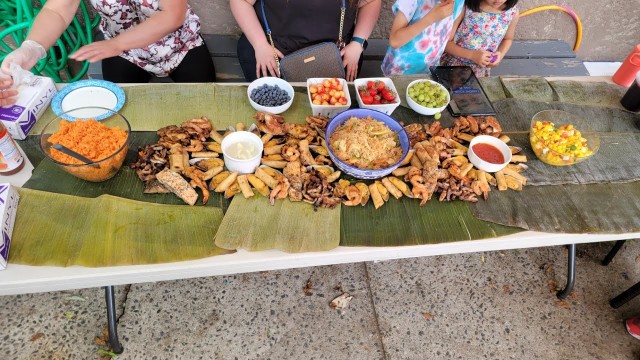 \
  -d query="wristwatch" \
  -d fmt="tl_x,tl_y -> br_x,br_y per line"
351,37 -> 367,49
